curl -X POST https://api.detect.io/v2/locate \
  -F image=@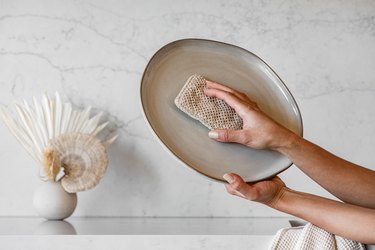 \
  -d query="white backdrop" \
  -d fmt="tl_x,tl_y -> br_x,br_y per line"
0,0 -> 374,217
